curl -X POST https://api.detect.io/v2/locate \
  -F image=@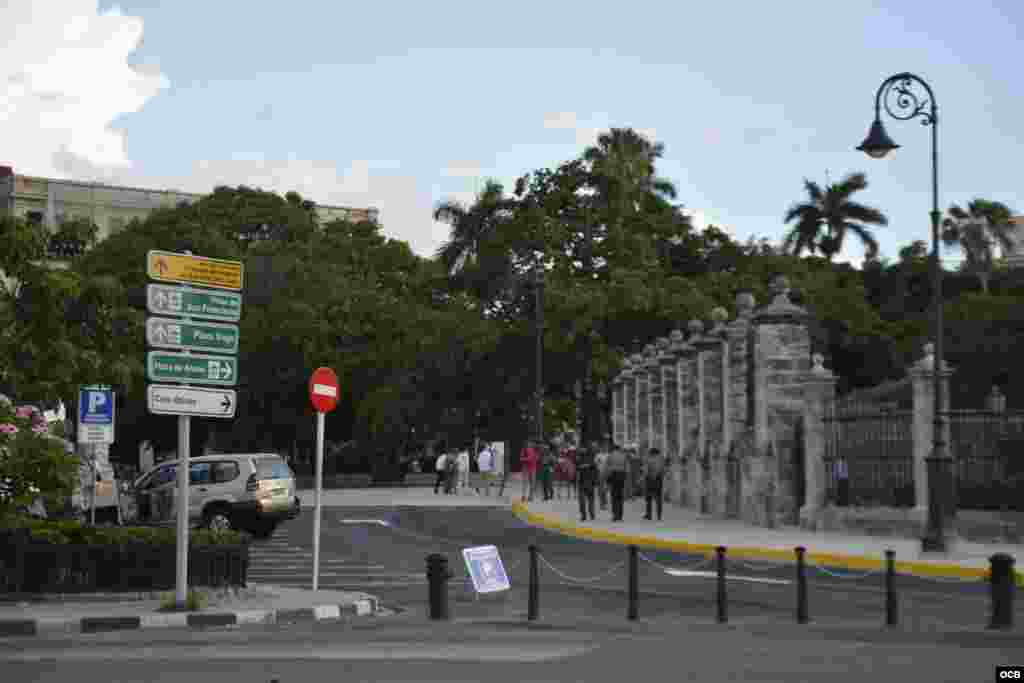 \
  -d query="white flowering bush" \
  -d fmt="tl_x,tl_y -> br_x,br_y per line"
0,394 -> 78,520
